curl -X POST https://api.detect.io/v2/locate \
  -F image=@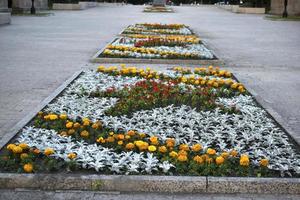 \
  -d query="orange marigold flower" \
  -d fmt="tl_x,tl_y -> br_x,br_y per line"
19,143 -> 29,150
107,136 -> 115,143
125,143 -> 135,150
73,122 -> 81,128
23,163 -> 33,173
67,129 -> 75,135
158,146 -> 167,153
240,154 -> 250,167
230,149 -> 238,157
215,156 -> 225,165
177,154 -> 188,162
12,146 -> 23,154
127,130 -> 135,136
80,130 -> 89,138
66,122 -> 73,129
260,159 -> 269,167
67,153 -> 77,160
193,155 -> 204,164
221,152 -> 229,159
206,148 -> 216,155
149,136 -> 159,145
179,144 -> 189,151
44,148 -> 54,156
191,144 -> 202,152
